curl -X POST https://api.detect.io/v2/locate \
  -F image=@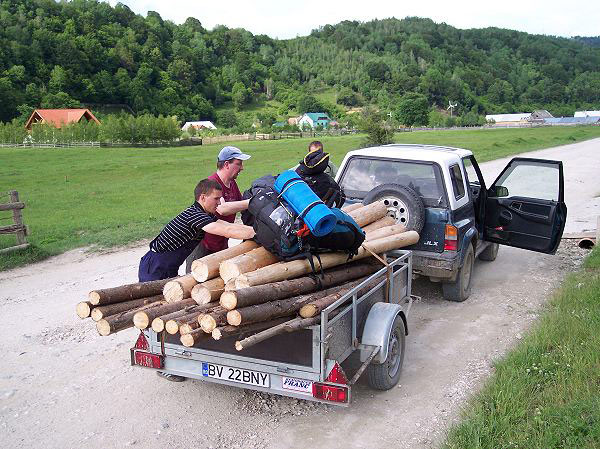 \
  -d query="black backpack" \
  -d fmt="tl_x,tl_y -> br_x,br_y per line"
306,208 -> 365,257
